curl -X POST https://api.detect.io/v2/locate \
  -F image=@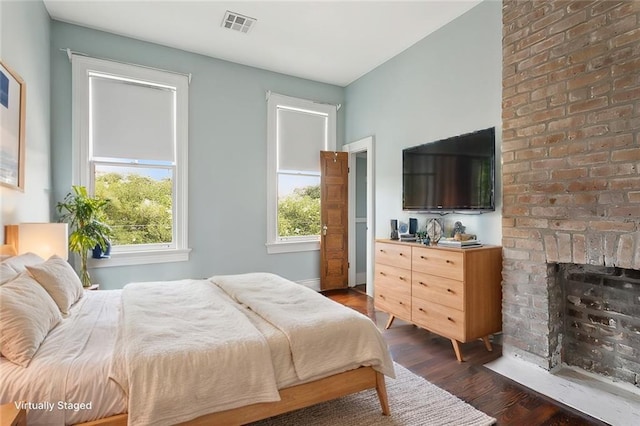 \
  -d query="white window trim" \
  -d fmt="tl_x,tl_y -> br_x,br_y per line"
88,248 -> 191,268
265,93 -> 336,254
72,55 -> 190,266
